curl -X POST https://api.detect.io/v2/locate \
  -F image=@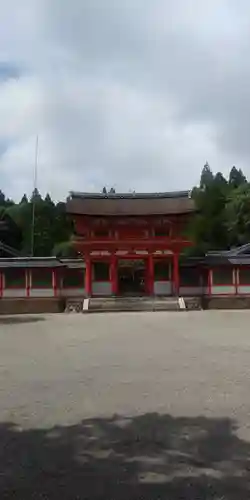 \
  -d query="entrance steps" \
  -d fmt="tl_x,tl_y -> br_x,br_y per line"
184,297 -> 202,310
64,296 -> 203,313
88,296 -> 182,313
